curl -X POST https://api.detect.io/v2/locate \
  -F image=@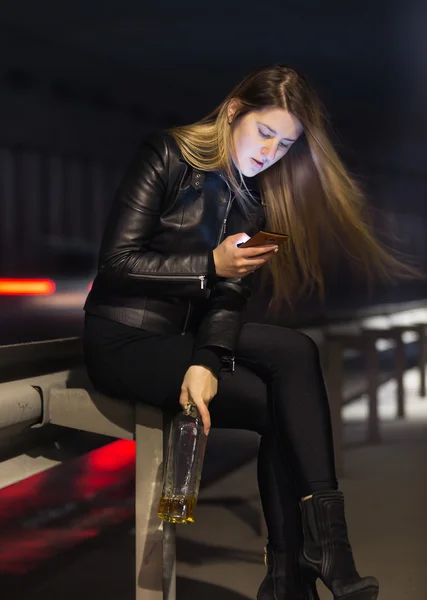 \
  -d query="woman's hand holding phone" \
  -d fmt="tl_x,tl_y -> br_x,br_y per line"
213,233 -> 279,278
